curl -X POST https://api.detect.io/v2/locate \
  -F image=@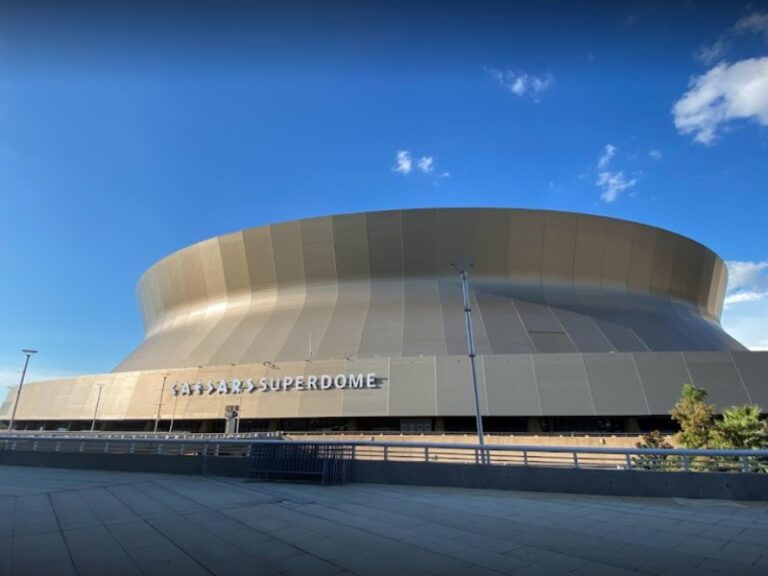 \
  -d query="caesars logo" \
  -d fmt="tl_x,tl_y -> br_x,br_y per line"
171,373 -> 380,396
